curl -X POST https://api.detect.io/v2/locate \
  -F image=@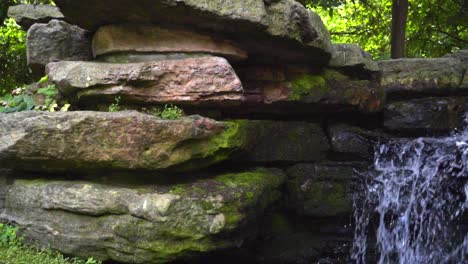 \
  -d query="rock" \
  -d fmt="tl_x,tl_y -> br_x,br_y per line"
443,49 -> 468,64
27,19 -> 92,76
328,124 -> 389,160
0,168 -> 285,263
7,4 -> 64,30
241,68 -> 384,113
384,97 -> 468,133
46,57 -> 244,106
233,120 -> 329,163
329,44 -> 380,76
92,25 -> 248,61
53,0 -> 332,64
0,171 -> 9,214
285,162 -> 364,217
379,58 -> 466,96
0,111 -> 248,172
256,212 -> 353,263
